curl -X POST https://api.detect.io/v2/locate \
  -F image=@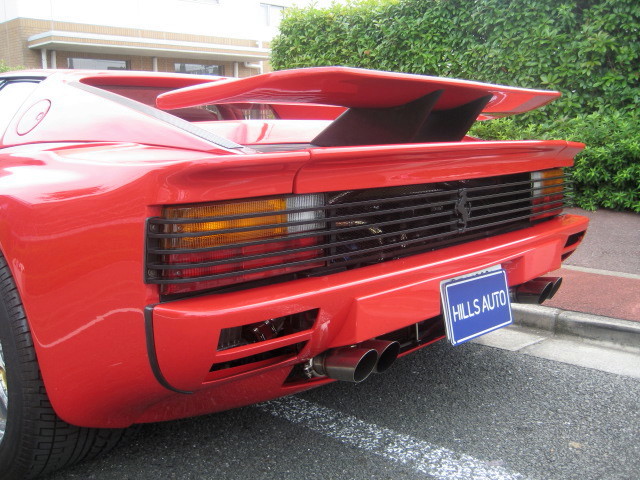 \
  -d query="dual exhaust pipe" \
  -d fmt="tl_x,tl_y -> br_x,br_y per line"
310,339 -> 400,383
311,275 -> 562,383
511,276 -> 562,305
